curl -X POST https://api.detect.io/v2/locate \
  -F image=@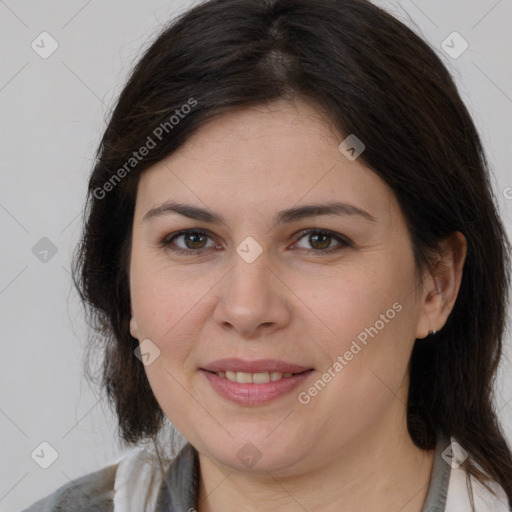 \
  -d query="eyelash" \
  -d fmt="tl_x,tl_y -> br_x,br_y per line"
159,228 -> 352,257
